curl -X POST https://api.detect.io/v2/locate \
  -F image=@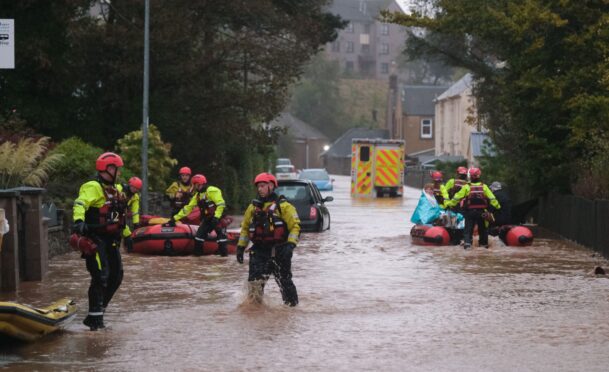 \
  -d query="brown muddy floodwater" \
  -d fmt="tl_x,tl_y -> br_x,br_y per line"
1,176 -> 609,371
